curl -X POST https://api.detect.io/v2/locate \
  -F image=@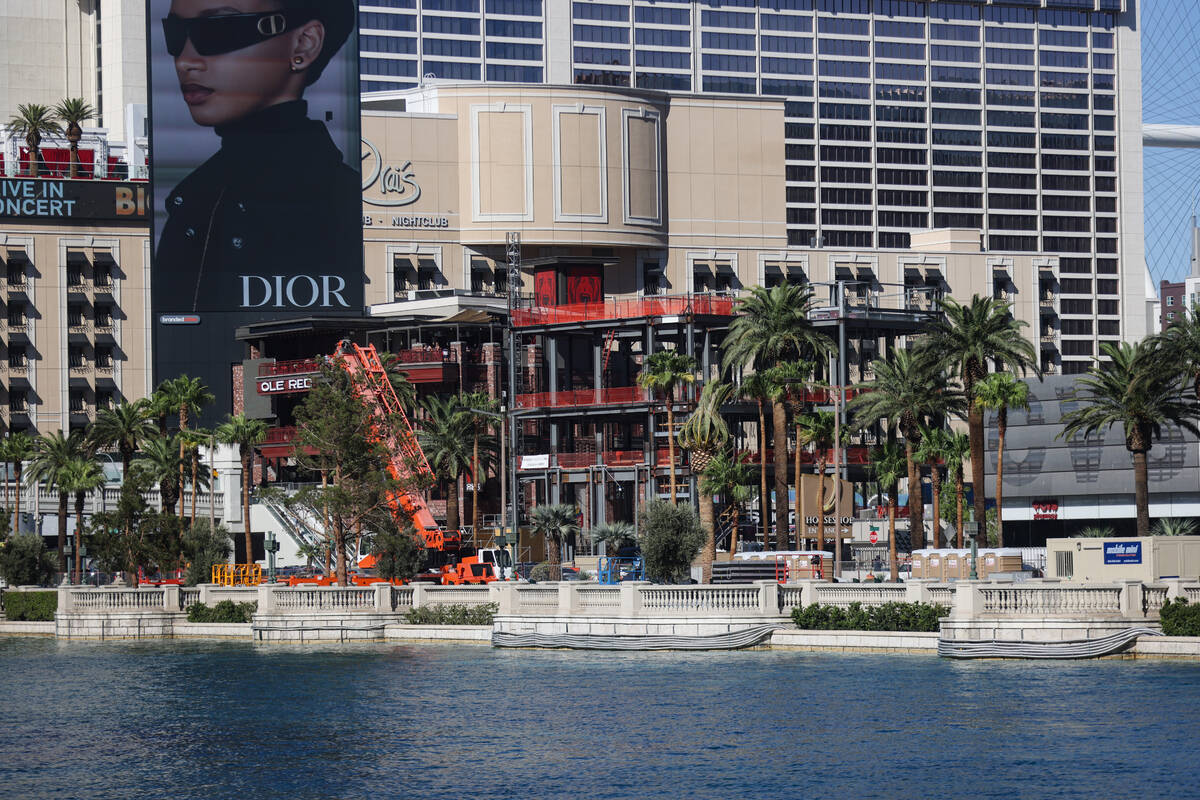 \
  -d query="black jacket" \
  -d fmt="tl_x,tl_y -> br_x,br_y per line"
154,101 -> 362,313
